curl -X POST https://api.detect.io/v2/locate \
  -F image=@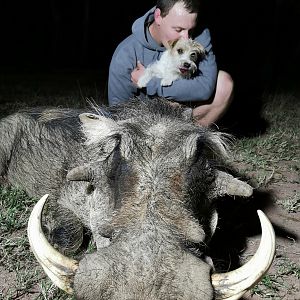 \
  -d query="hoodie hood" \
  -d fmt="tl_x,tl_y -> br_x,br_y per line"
132,7 -> 165,52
